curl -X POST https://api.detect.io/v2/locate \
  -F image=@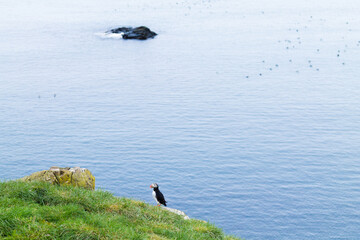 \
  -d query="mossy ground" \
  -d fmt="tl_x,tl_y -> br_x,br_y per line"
0,181 -> 240,239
